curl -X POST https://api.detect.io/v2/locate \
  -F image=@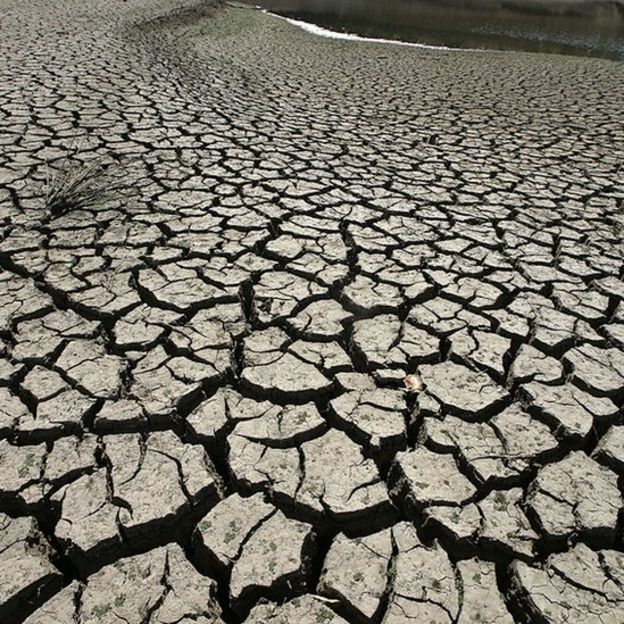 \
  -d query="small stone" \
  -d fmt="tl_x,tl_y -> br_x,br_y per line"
404,373 -> 424,393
